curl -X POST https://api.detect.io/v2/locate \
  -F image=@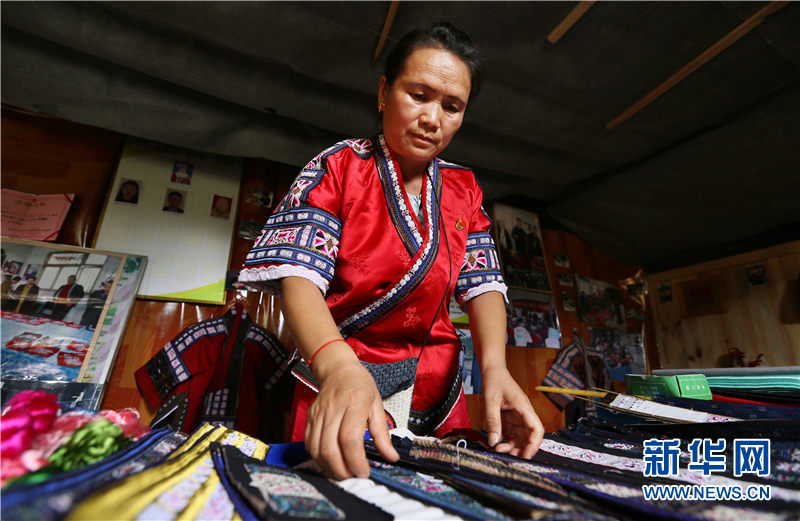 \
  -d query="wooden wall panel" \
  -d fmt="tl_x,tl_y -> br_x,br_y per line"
466,347 -> 564,433
541,229 -> 658,370
1,107 -> 124,248
648,241 -> 800,369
